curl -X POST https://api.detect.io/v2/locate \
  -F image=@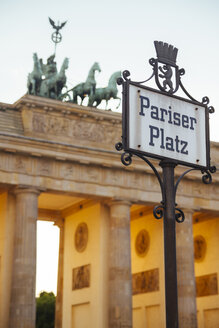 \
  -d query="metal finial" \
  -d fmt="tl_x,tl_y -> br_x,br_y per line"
49,17 -> 67,55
